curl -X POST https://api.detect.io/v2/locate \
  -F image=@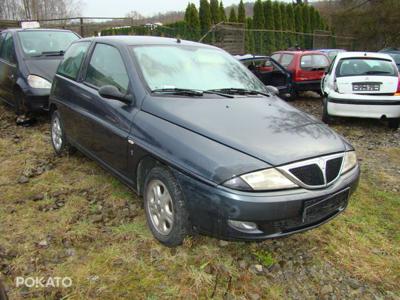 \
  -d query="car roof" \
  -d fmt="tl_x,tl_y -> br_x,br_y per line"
79,35 -> 216,49
236,54 -> 271,60
335,51 -> 394,60
4,28 -> 75,33
273,50 -> 327,55
317,49 -> 346,52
